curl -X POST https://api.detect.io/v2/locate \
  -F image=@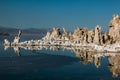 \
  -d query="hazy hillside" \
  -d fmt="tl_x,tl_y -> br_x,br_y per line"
0,26 -> 50,36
